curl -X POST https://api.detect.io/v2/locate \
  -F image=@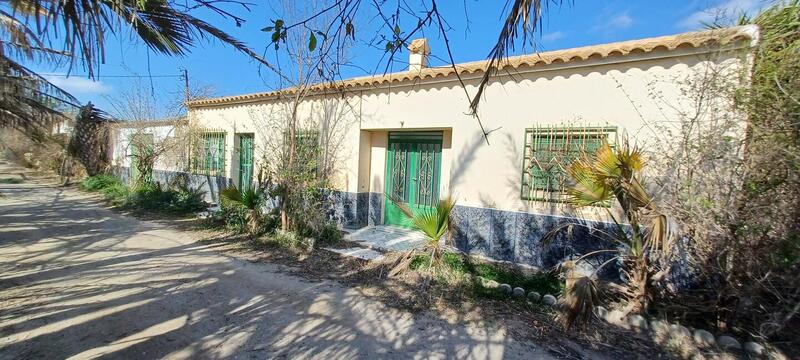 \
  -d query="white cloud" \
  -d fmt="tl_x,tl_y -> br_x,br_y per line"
609,11 -> 634,29
590,9 -> 634,36
44,75 -> 112,95
541,31 -> 565,42
679,0 -> 768,29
